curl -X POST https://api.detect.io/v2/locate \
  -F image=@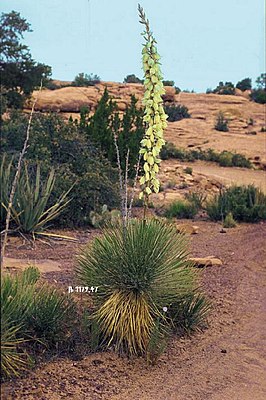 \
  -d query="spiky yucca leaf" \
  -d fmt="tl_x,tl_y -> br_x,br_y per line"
11,163 -> 72,233
1,323 -> 28,378
0,154 -> 18,225
77,219 -> 199,356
